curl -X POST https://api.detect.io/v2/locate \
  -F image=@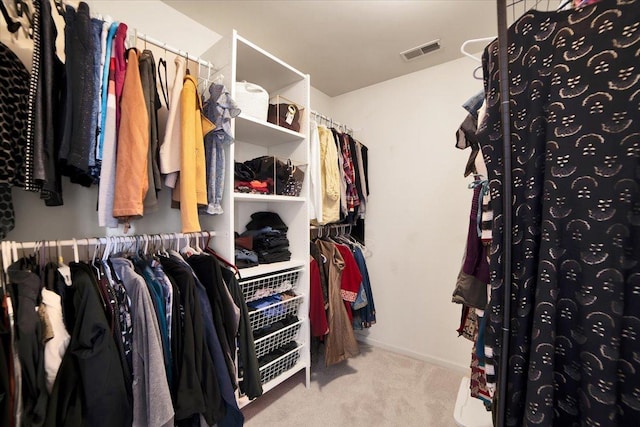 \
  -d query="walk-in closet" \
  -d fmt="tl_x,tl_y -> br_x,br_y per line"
0,1 -> 638,426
